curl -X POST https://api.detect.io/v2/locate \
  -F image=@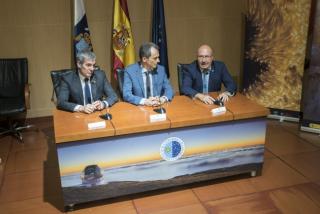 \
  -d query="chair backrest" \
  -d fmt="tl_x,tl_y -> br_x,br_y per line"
50,69 -> 73,102
116,68 -> 125,97
177,63 -> 188,95
0,58 -> 28,115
